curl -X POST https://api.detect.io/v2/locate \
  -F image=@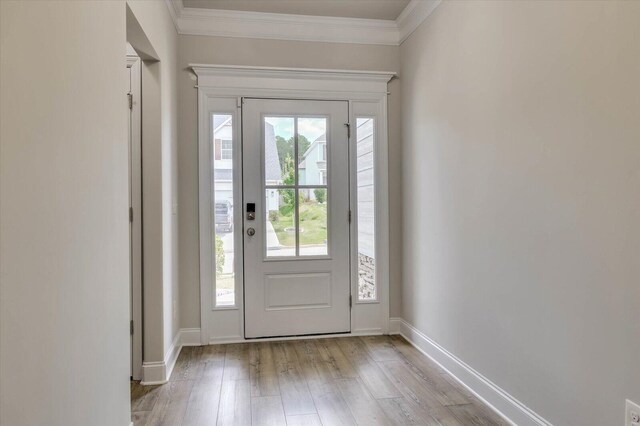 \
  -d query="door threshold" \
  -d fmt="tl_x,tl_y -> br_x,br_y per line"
208,330 -> 384,345
245,330 -> 351,341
